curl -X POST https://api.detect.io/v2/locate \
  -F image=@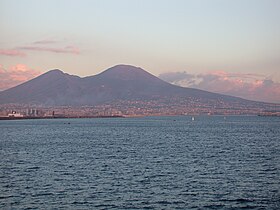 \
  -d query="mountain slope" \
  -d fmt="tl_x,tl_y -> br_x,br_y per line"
0,69 -> 82,105
0,64 -> 255,106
